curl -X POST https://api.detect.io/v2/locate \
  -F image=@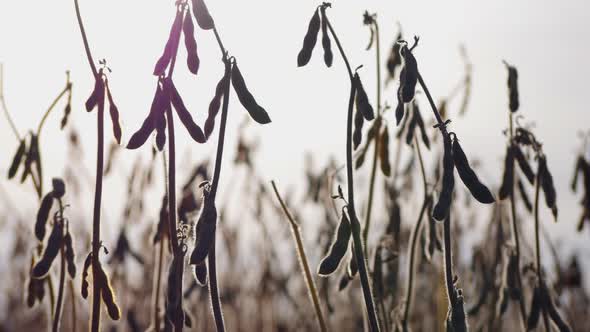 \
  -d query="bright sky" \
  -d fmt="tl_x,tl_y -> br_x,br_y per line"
1,1 -> 589,269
